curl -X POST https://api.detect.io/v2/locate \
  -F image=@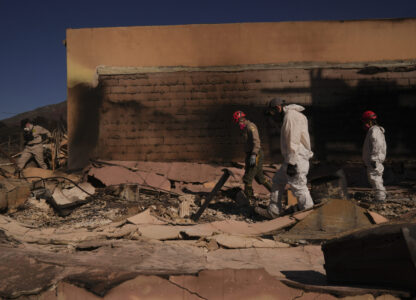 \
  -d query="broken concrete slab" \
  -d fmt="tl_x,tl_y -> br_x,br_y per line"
366,211 -> 389,224
208,234 -> 290,249
280,199 -> 373,241
127,209 -> 167,225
